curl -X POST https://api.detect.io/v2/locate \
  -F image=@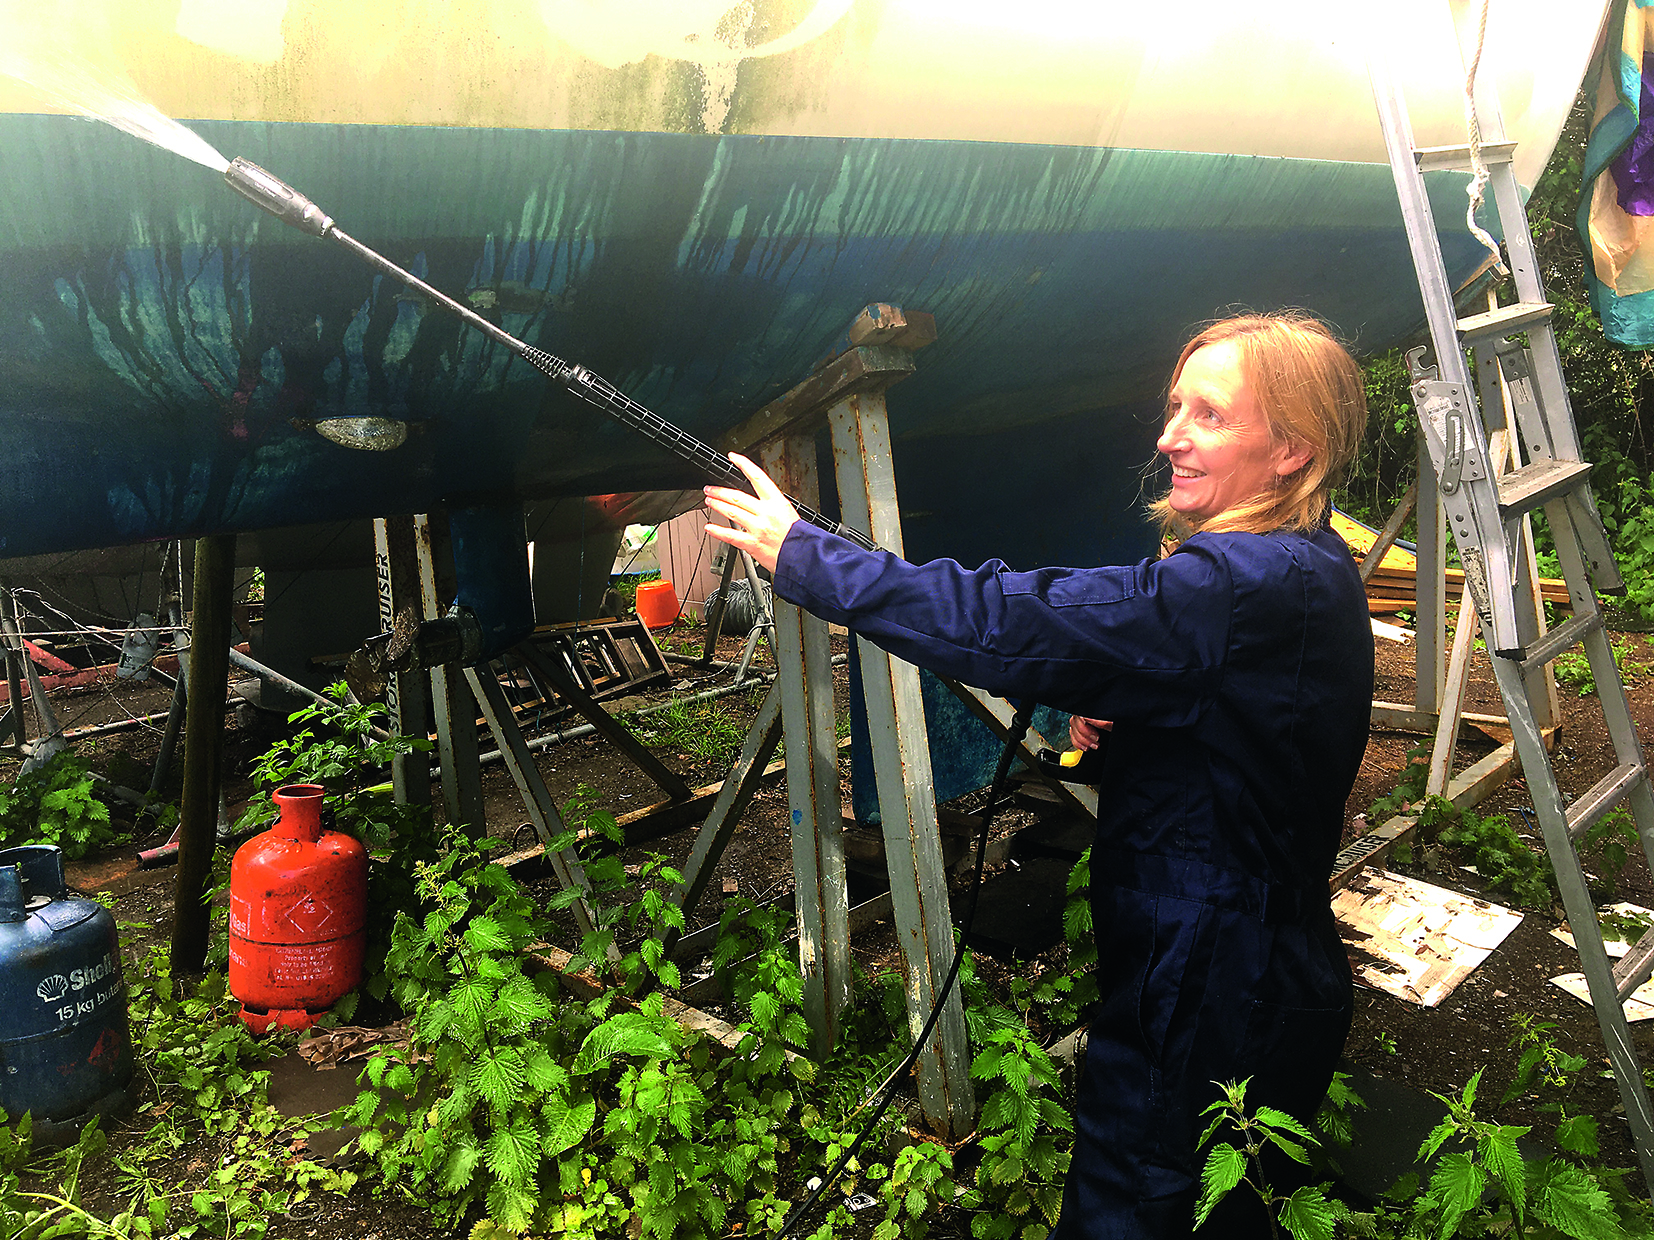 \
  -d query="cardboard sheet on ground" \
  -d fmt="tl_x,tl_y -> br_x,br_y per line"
1333,868 -> 1523,1007
1549,973 -> 1654,1022
1549,902 -> 1654,959
1548,902 -> 1654,1021
297,1021 -> 421,1070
